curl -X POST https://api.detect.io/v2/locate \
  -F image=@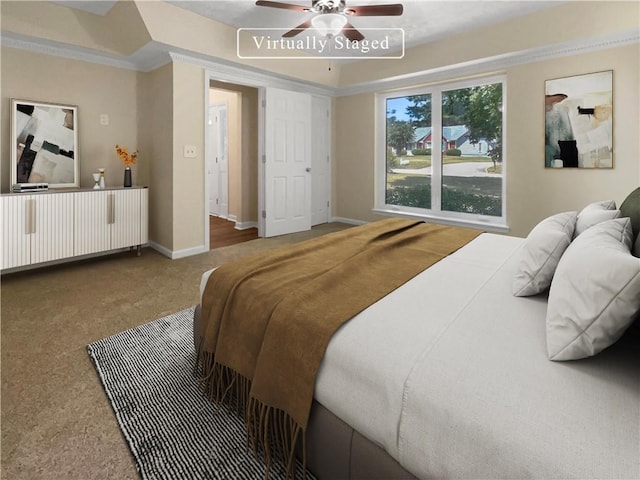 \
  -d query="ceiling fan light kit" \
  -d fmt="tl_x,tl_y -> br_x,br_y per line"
311,13 -> 348,37
255,0 -> 403,41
